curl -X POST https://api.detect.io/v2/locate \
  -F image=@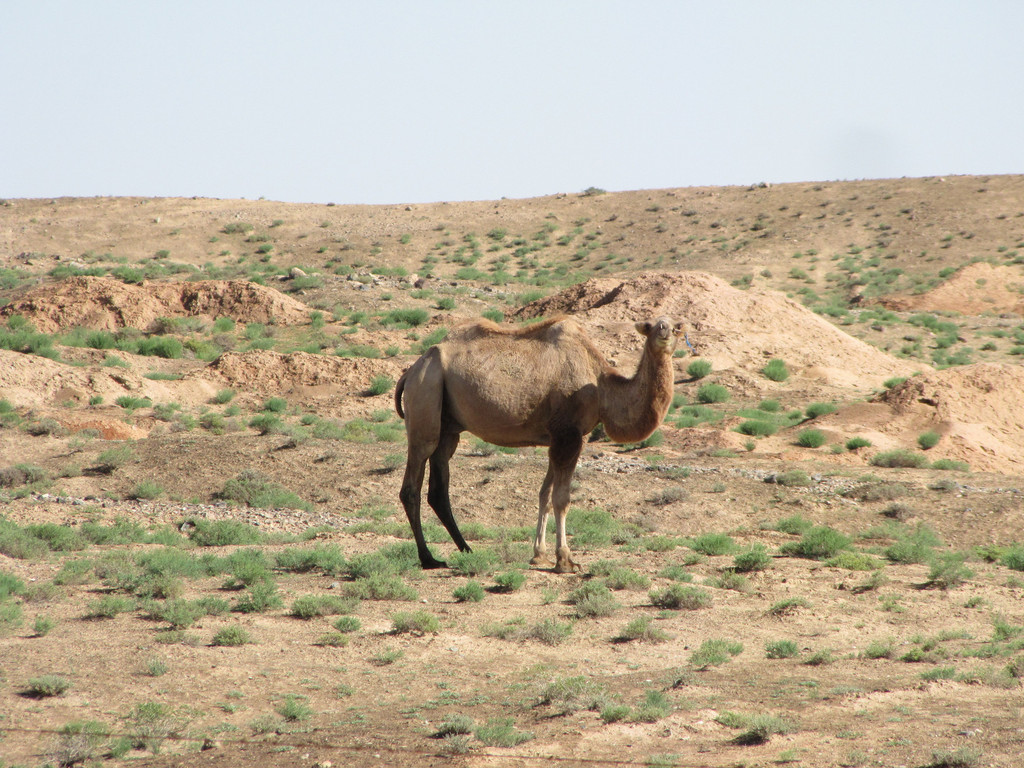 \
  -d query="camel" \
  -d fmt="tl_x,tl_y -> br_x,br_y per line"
394,314 -> 685,573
